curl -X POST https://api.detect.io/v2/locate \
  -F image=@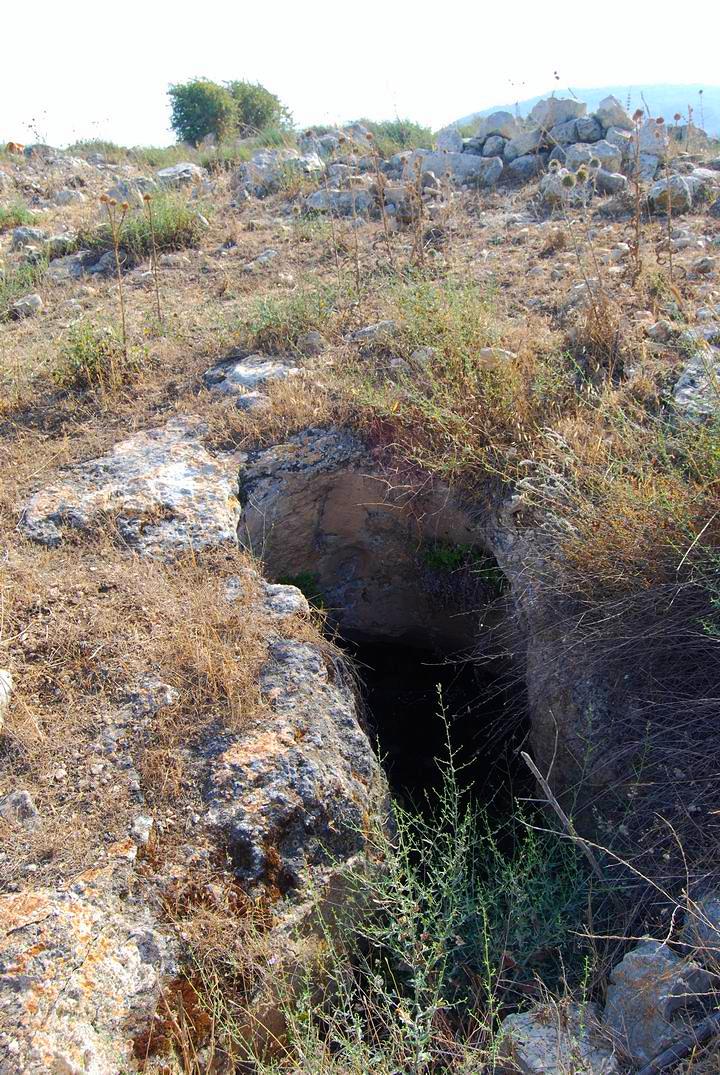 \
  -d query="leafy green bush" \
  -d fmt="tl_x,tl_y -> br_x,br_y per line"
0,202 -> 38,233
168,79 -> 237,146
75,194 -> 207,266
53,322 -> 138,391
226,80 -> 292,135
